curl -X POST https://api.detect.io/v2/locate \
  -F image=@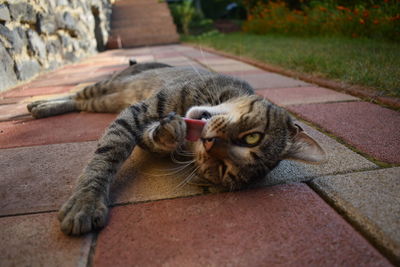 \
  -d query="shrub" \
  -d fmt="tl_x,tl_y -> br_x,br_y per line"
169,0 -> 215,35
242,0 -> 400,41
170,0 -> 196,35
